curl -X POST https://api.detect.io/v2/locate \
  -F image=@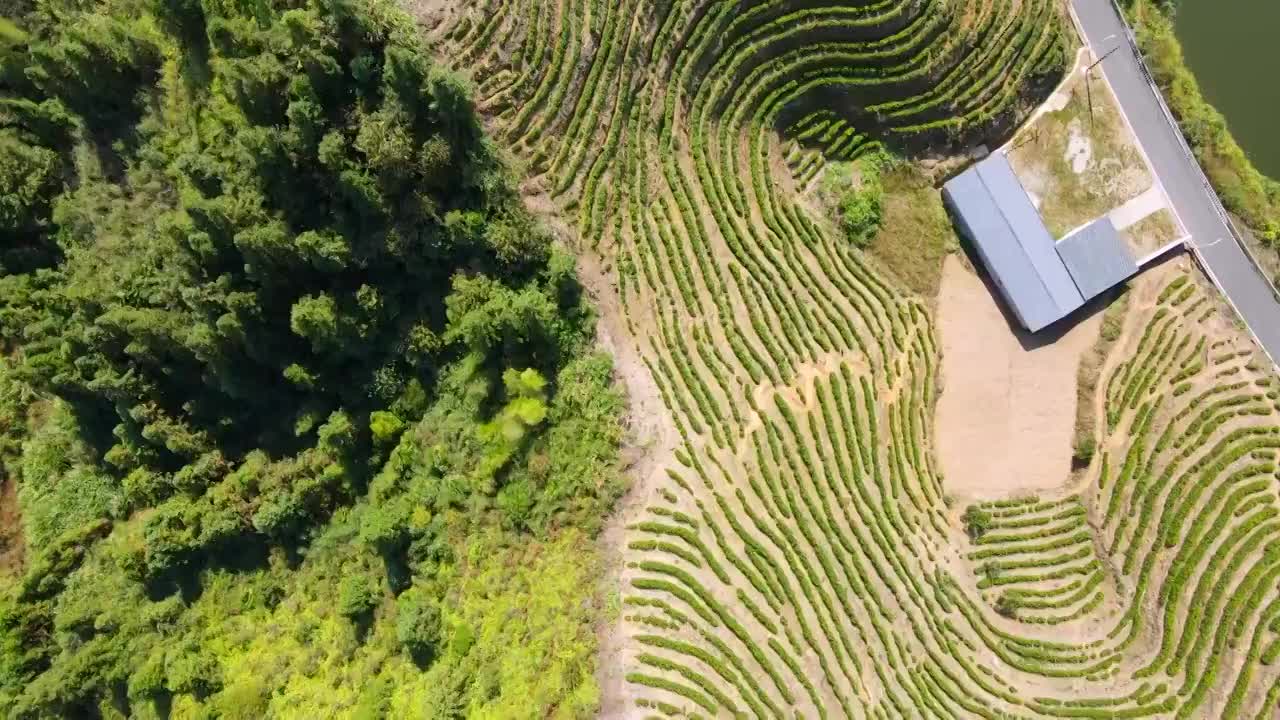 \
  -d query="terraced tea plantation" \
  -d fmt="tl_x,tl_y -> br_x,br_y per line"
418,0 -> 1280,716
